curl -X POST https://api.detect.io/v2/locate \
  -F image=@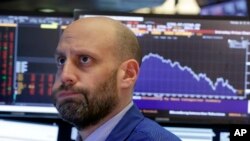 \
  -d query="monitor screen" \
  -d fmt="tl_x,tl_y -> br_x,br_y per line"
75,11 -> 250,125
0,119 -> 59,141
0,13 -> 72,117
164,126 -> 216,141
200,0 -> 248,17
